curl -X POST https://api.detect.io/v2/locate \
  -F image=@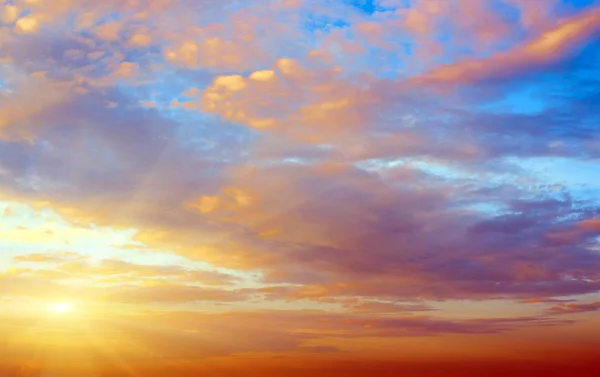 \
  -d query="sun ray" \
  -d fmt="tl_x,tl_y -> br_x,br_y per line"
77,318 -> 141,377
